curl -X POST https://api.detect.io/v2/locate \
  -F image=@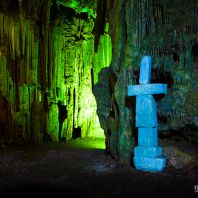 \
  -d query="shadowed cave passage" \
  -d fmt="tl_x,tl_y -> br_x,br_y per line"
172,51 -> 180,64
73,126 -> 81,139
57,100 -> 67,141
